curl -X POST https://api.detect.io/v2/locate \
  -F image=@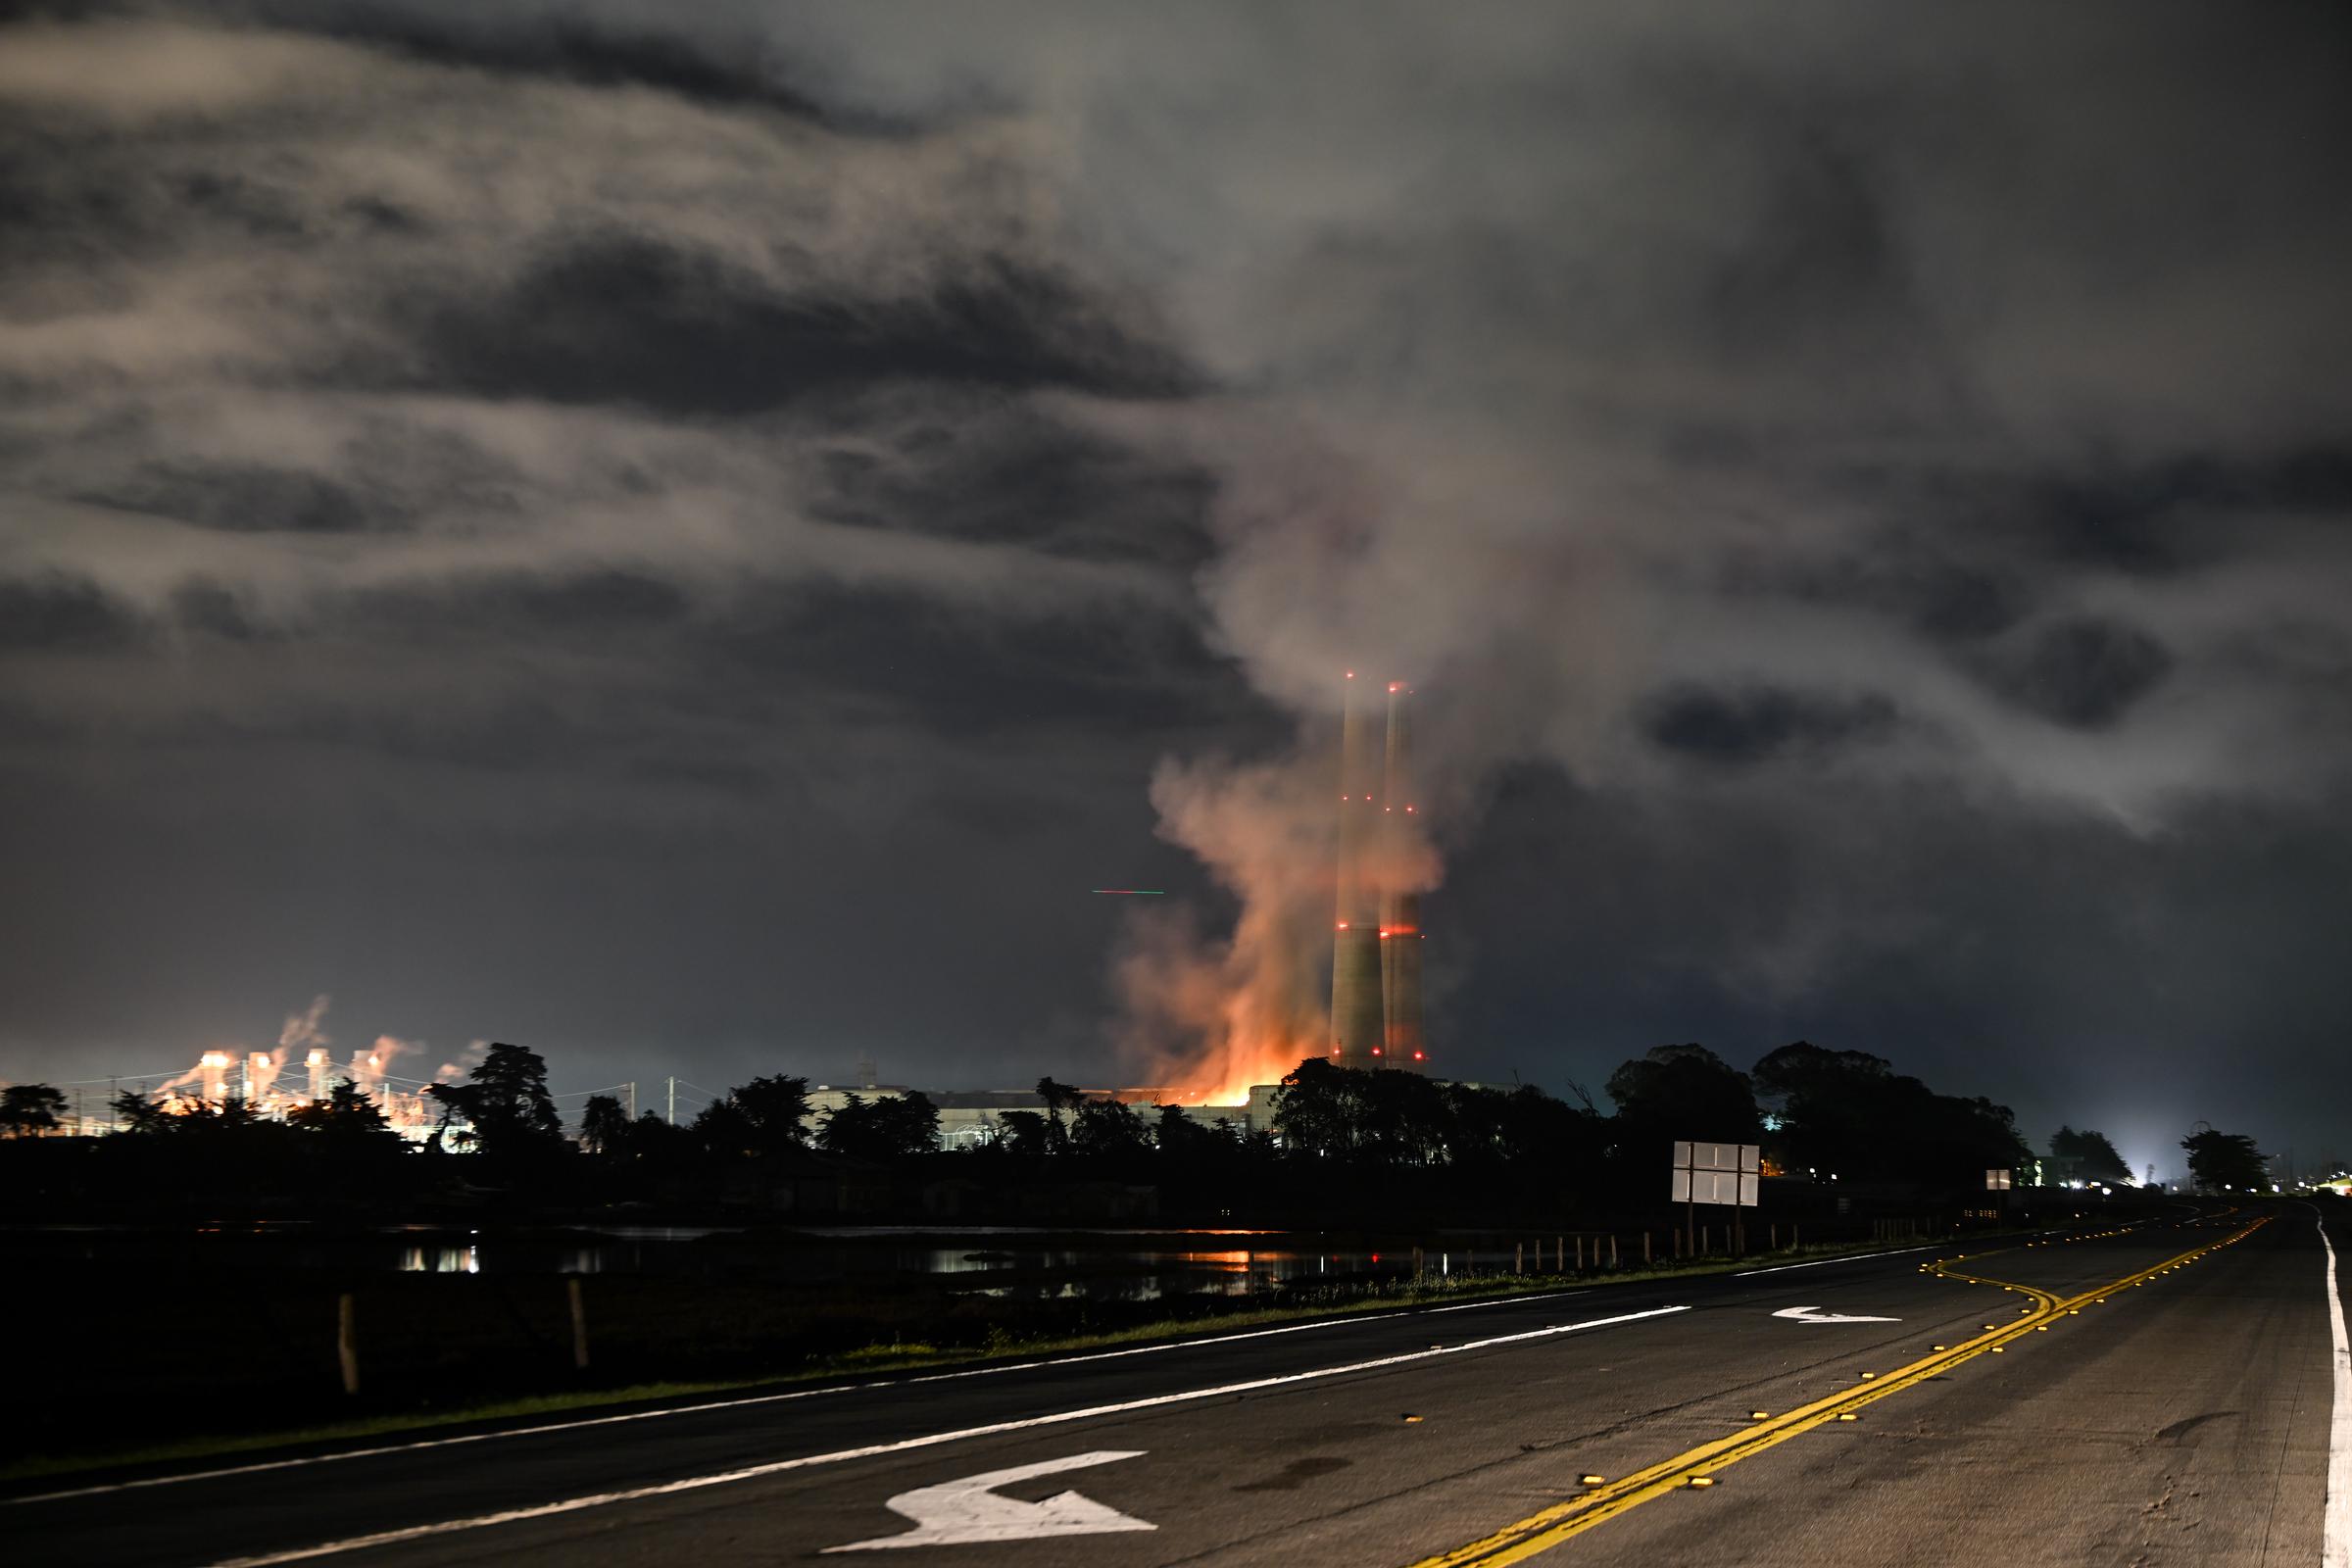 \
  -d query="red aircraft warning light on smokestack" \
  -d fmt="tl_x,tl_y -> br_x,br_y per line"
1329,674 -> 1428,1074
